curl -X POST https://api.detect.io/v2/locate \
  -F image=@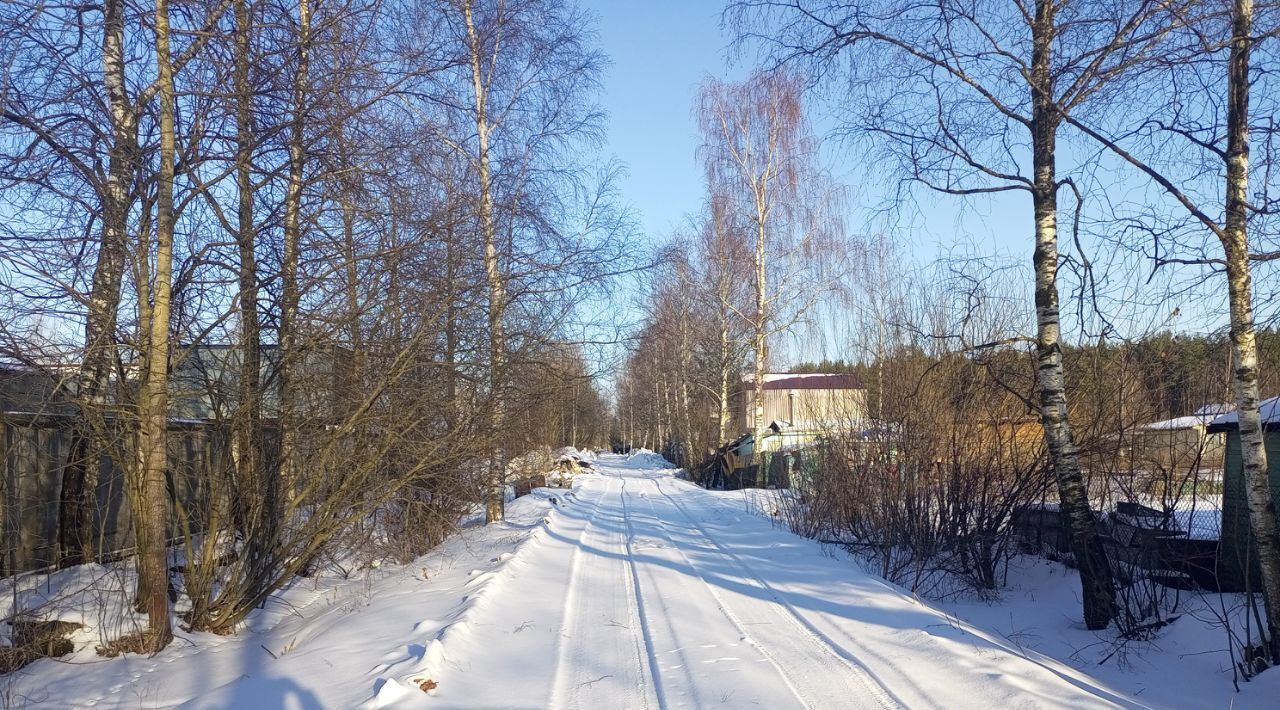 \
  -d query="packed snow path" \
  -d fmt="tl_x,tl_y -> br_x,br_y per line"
399,455 -> 1138,709
2,453 -> 1148,709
